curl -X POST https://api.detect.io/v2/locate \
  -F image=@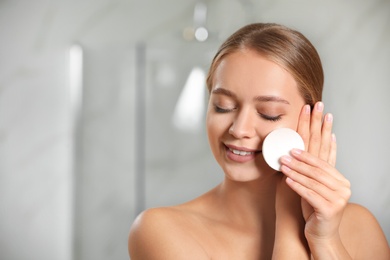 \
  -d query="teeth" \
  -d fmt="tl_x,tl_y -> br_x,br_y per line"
230,148 -> 254,156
